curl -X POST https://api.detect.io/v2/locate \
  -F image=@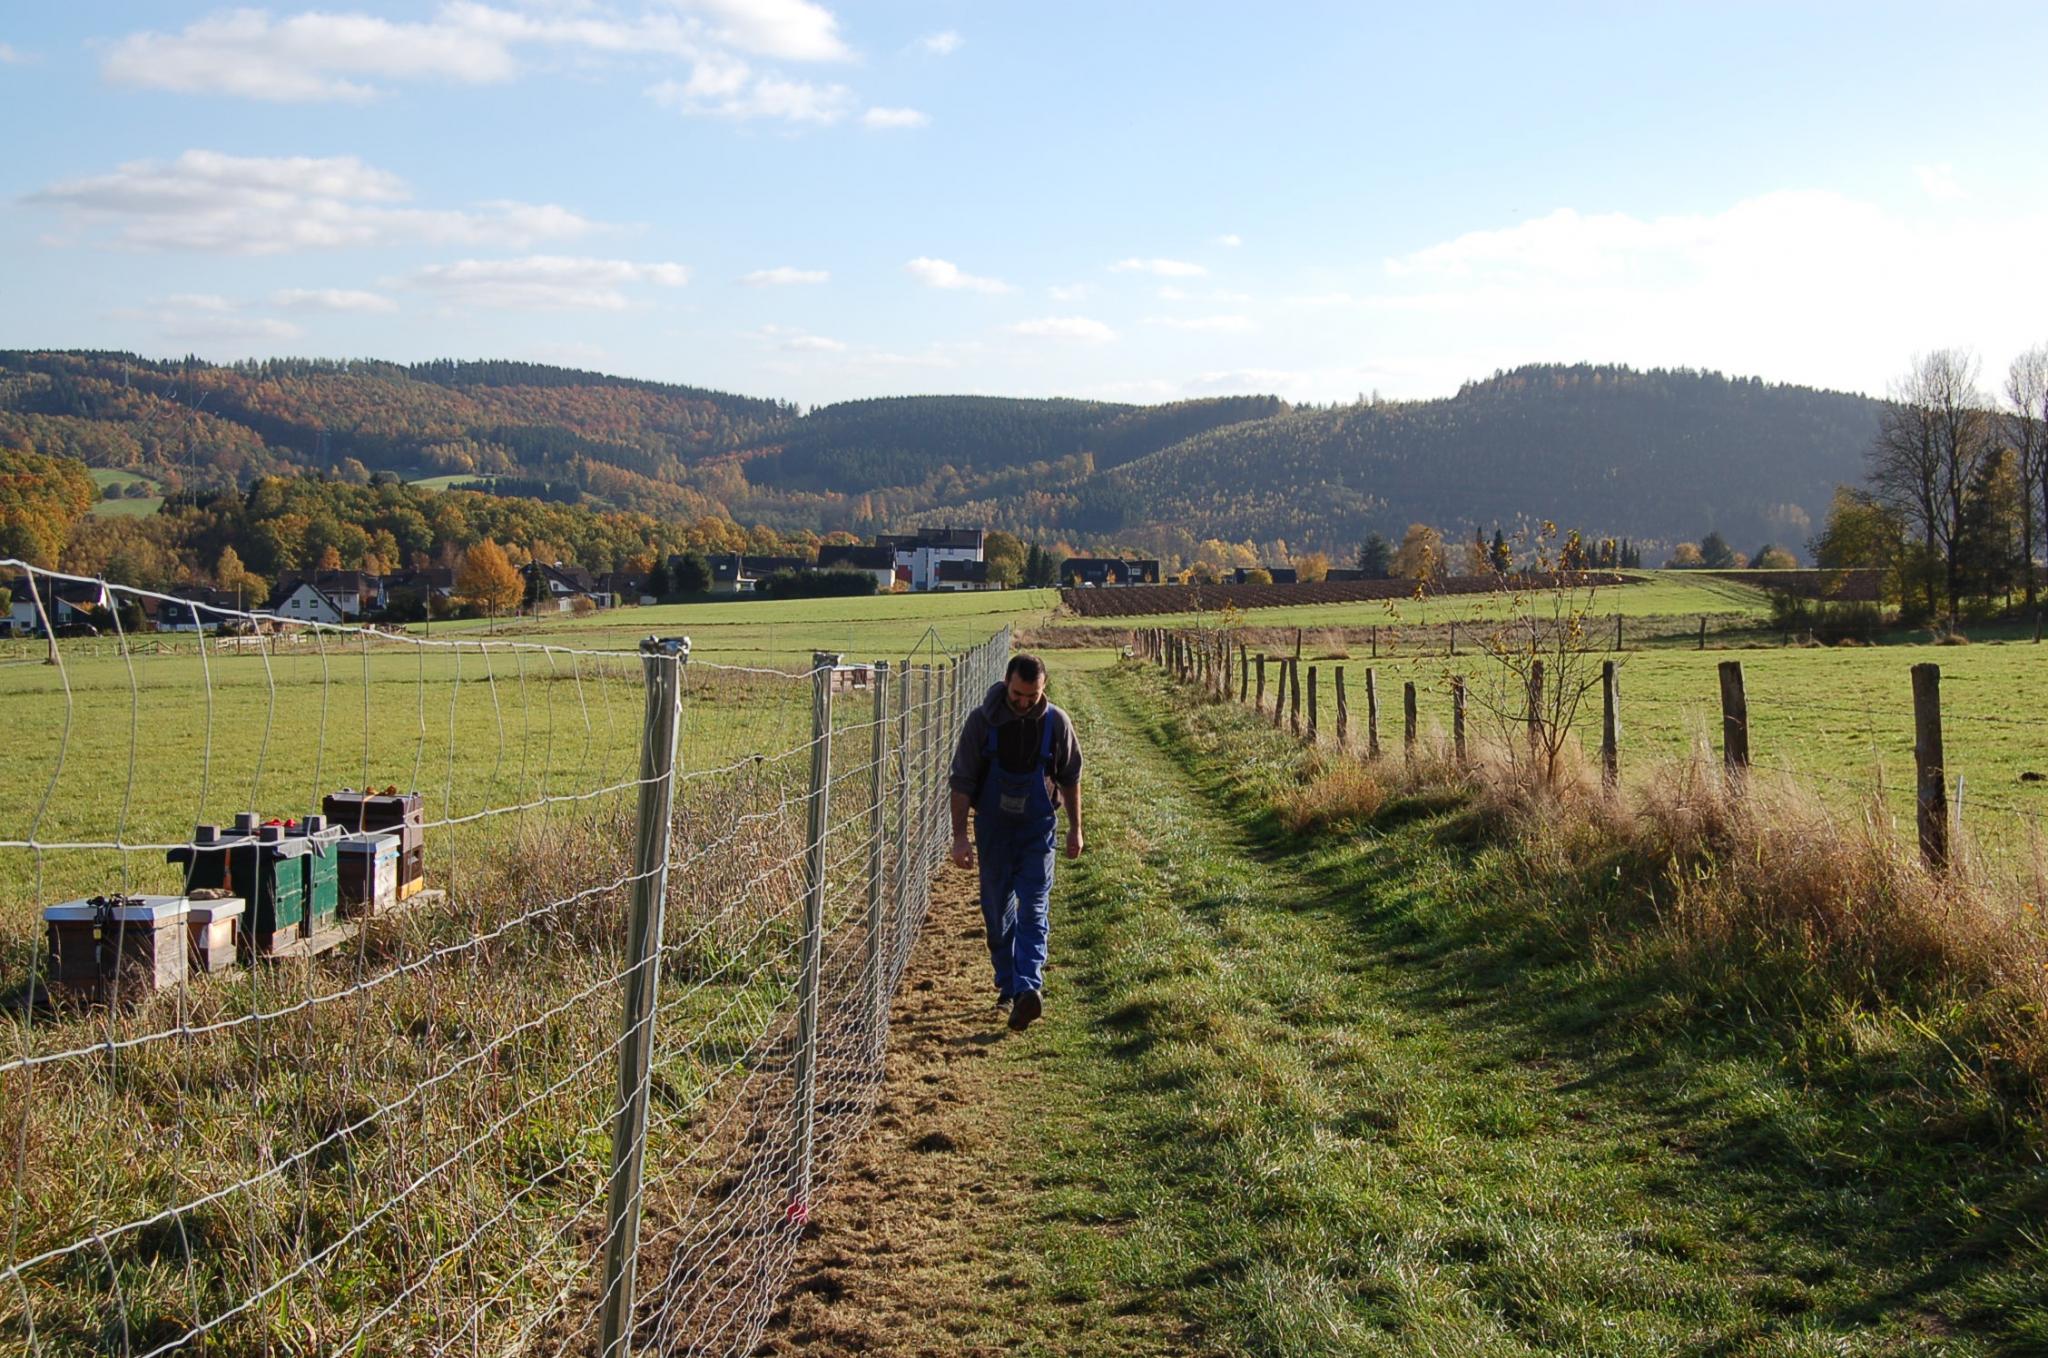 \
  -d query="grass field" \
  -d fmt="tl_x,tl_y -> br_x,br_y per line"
1104,570 -> 1778,631
1219,638 -> 2048,865
87,467 -> 164,519
419,586 -> 1065,666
